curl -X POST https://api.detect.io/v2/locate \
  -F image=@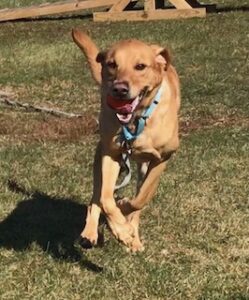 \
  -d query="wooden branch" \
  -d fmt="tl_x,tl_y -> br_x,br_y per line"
0,91 -> 83,118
